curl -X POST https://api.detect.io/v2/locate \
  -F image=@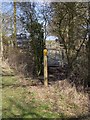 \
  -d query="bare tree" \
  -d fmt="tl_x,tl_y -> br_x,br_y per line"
49,2 -> 88,77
